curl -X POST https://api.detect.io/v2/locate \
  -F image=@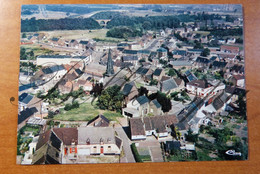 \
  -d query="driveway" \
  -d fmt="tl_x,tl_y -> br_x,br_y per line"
138,137 -> 164,162
115,127 -> 135,163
